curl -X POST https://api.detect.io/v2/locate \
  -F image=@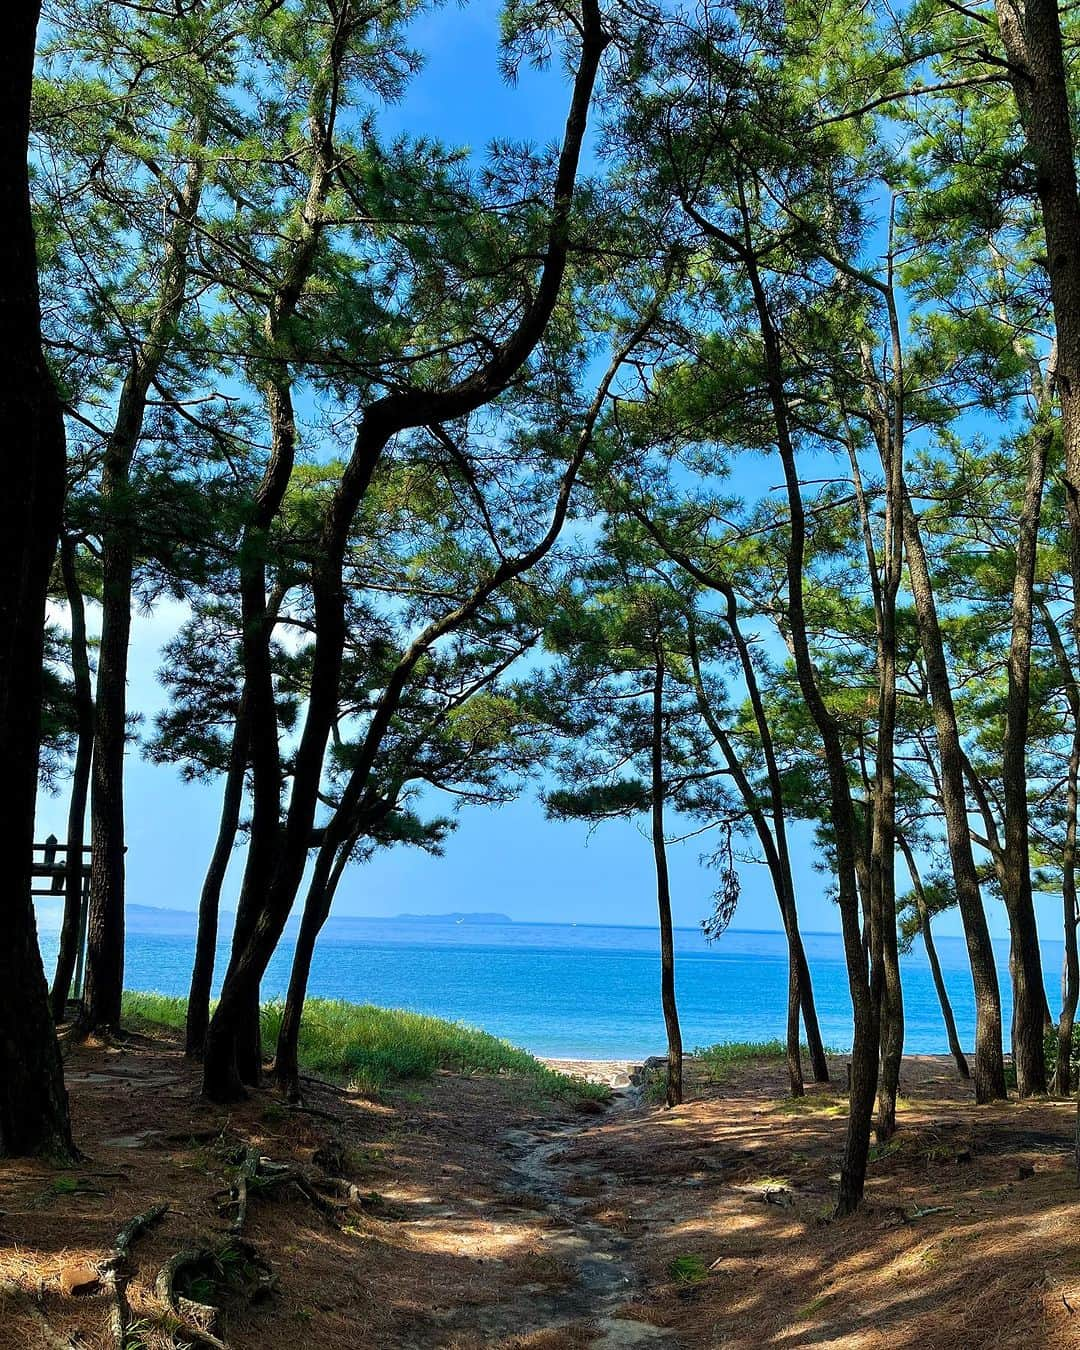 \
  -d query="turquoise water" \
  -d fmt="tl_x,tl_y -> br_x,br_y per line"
35,906 -> 1067,1060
